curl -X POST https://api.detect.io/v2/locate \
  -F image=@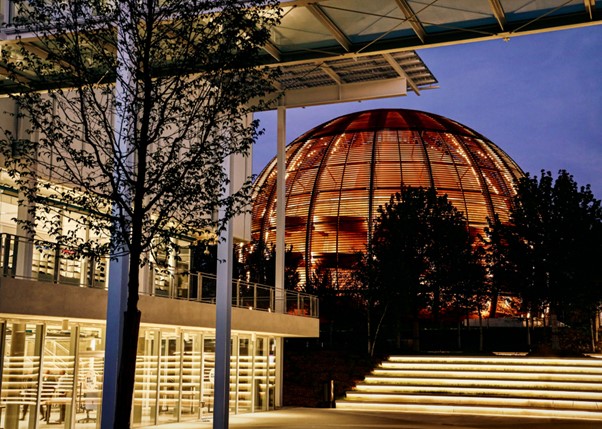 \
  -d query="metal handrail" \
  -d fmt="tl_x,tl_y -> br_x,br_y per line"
0,233 -> 319,318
